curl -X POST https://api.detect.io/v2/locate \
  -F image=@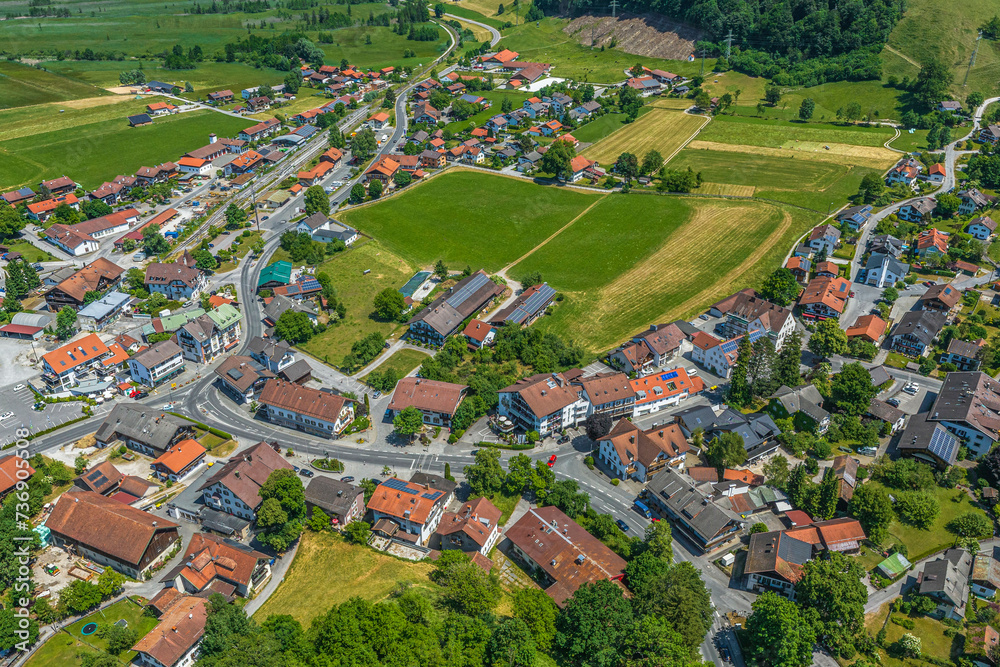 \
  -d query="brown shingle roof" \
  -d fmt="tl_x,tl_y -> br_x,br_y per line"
388,377 -> 467,417
500,372 -> 582,418
132,596 -> 207,666
50,258 -> 125,303
73,460 -> 124,494
366,478 -> 447,525
436,497 -> 502,547
259,379 -> 351,423
178,532 -> 268,590
198,441 -> 292,509
145,261 -> 201,289
0,454 -> 35,496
